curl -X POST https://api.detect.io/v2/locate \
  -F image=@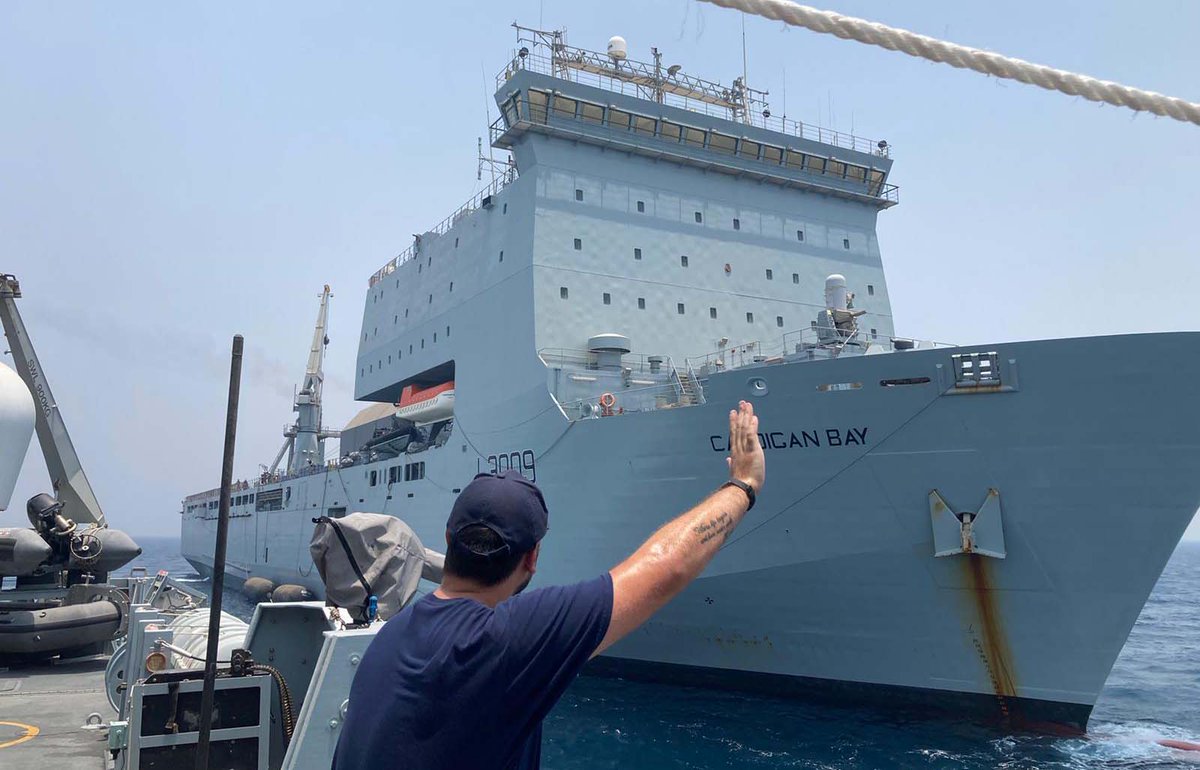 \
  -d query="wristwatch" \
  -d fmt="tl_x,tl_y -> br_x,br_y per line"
721,479 -> 756,510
